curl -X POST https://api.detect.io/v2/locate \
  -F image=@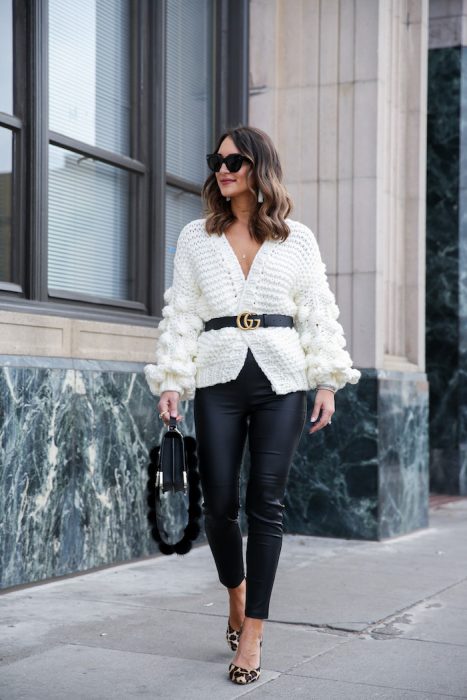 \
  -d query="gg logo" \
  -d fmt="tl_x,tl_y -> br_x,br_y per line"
236,311 -> 261,330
